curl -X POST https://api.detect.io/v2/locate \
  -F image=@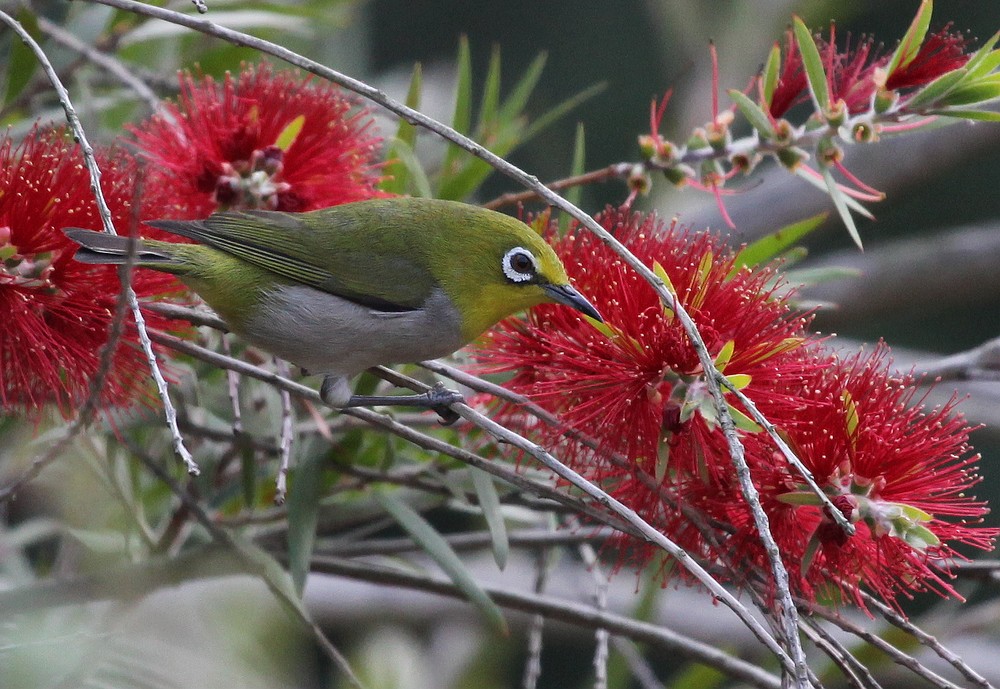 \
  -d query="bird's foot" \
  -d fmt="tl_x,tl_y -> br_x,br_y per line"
425,382 -> 464,425
335,380 -> 465,425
